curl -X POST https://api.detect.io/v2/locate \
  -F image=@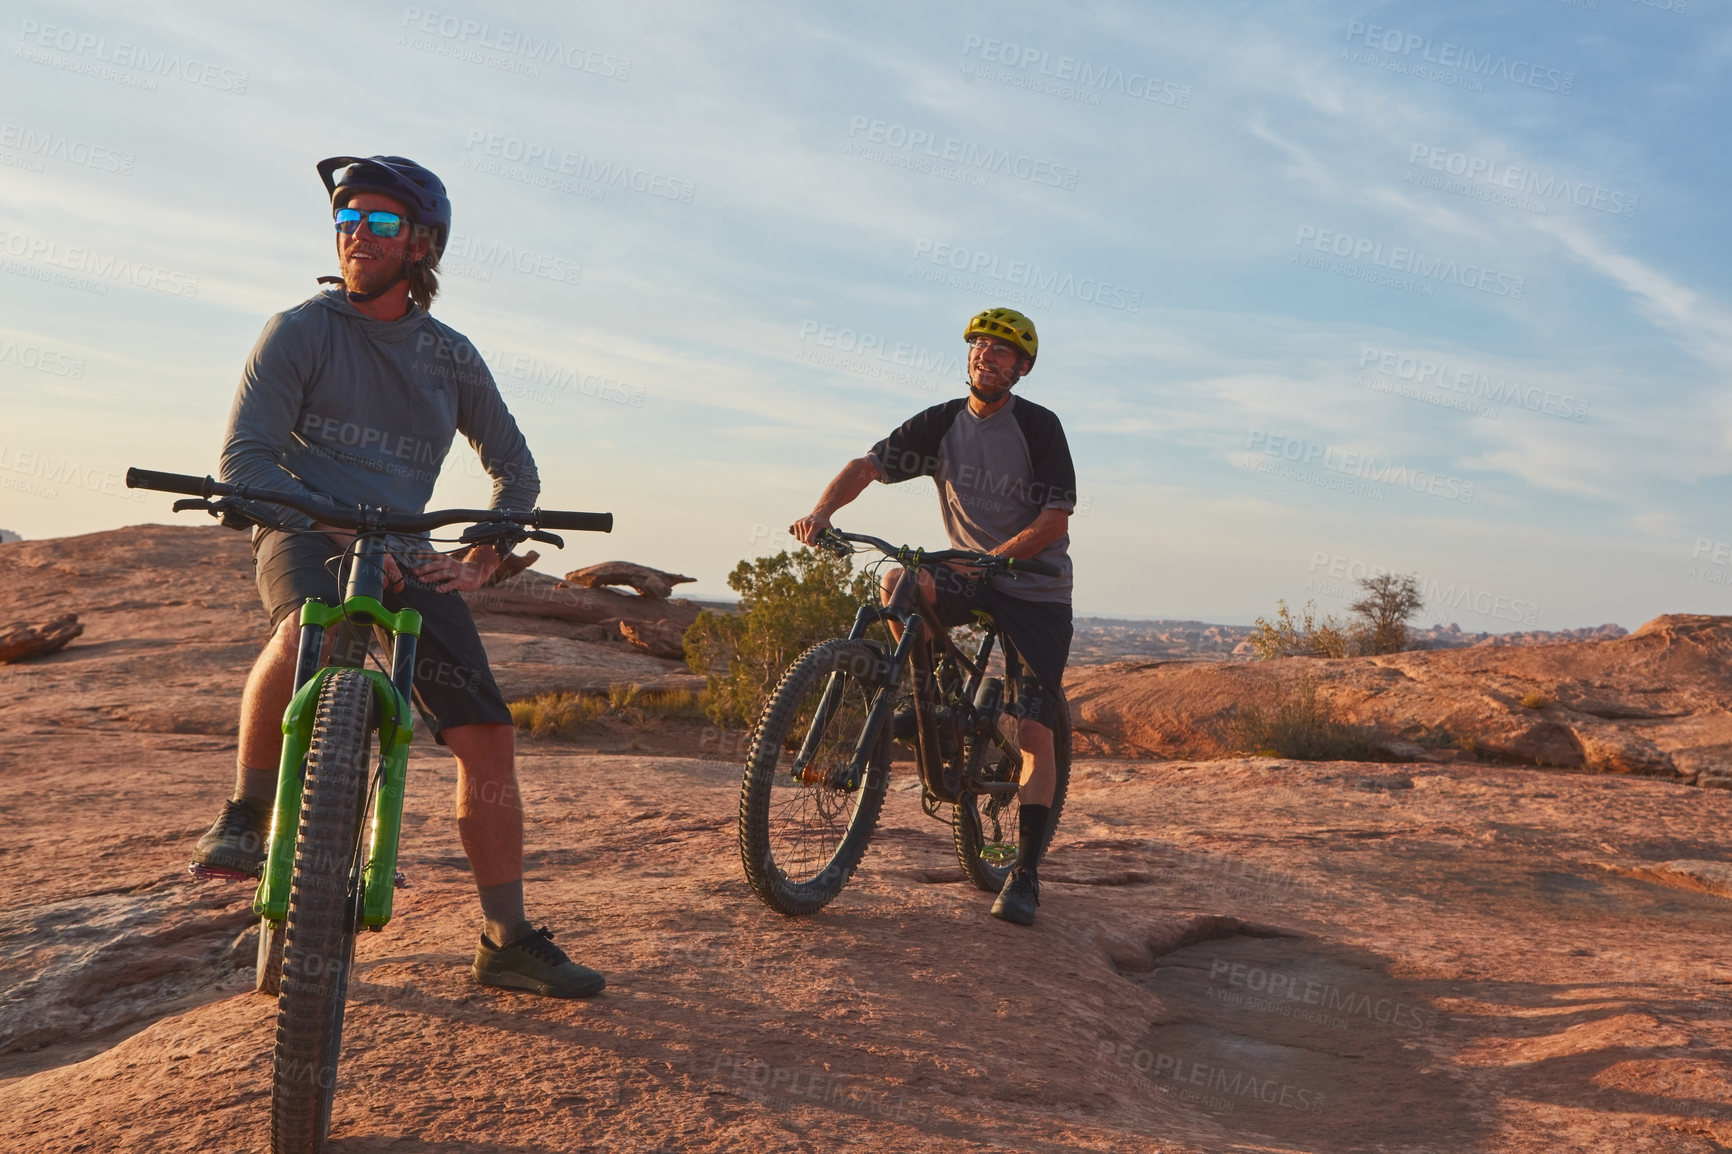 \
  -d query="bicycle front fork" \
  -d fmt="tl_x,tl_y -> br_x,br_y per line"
792,606 -> 923,791
257,596 -> 420,931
